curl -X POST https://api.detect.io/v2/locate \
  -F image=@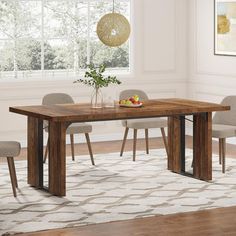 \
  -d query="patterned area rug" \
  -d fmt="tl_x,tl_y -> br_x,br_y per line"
1,149 -> 236,235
